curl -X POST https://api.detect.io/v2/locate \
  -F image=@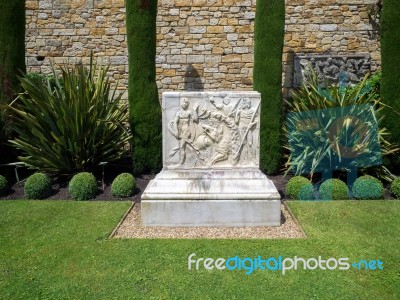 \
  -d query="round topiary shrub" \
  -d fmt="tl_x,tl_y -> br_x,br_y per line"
0,175 -> 8,196
24,173 -> 52,199
319,178 -> 349,200
352,175 -> 384,200
390,178 -> 400,199
298,183 -> 314,201
111,173 -> 136,197
69,172 -> 98,200
285,176 -> 311,199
